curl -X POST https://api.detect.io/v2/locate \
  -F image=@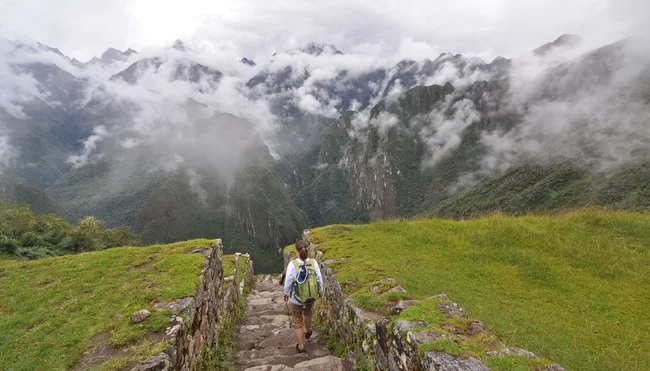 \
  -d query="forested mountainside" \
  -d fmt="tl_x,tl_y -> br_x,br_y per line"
287,38 -> 650,226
